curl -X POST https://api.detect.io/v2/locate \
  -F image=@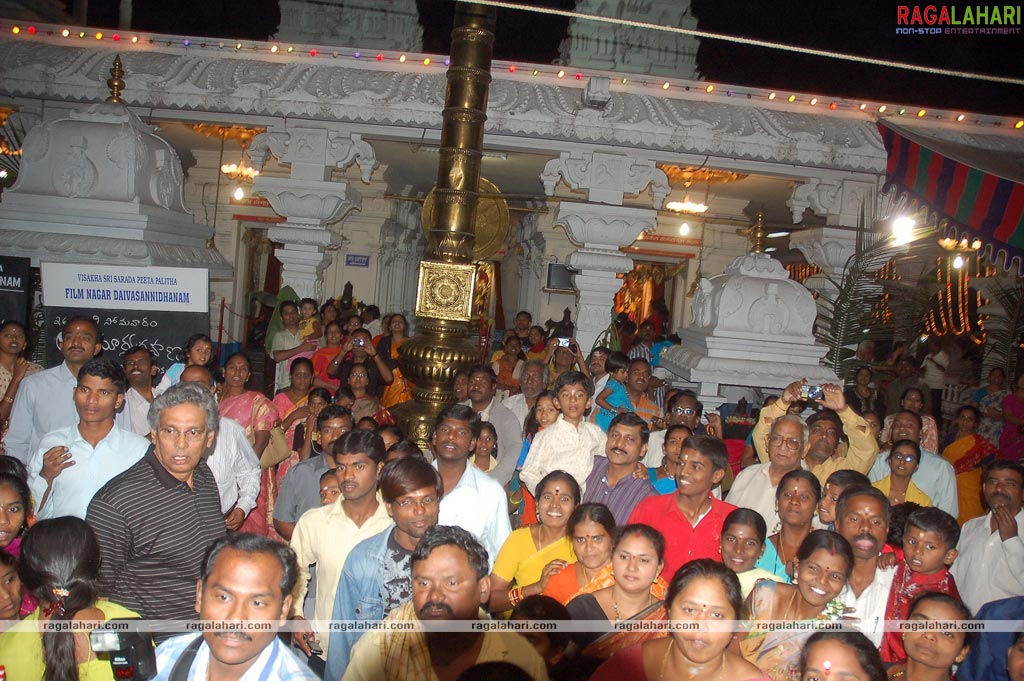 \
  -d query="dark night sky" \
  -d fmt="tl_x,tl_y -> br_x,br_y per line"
74,0 -> 1024,117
